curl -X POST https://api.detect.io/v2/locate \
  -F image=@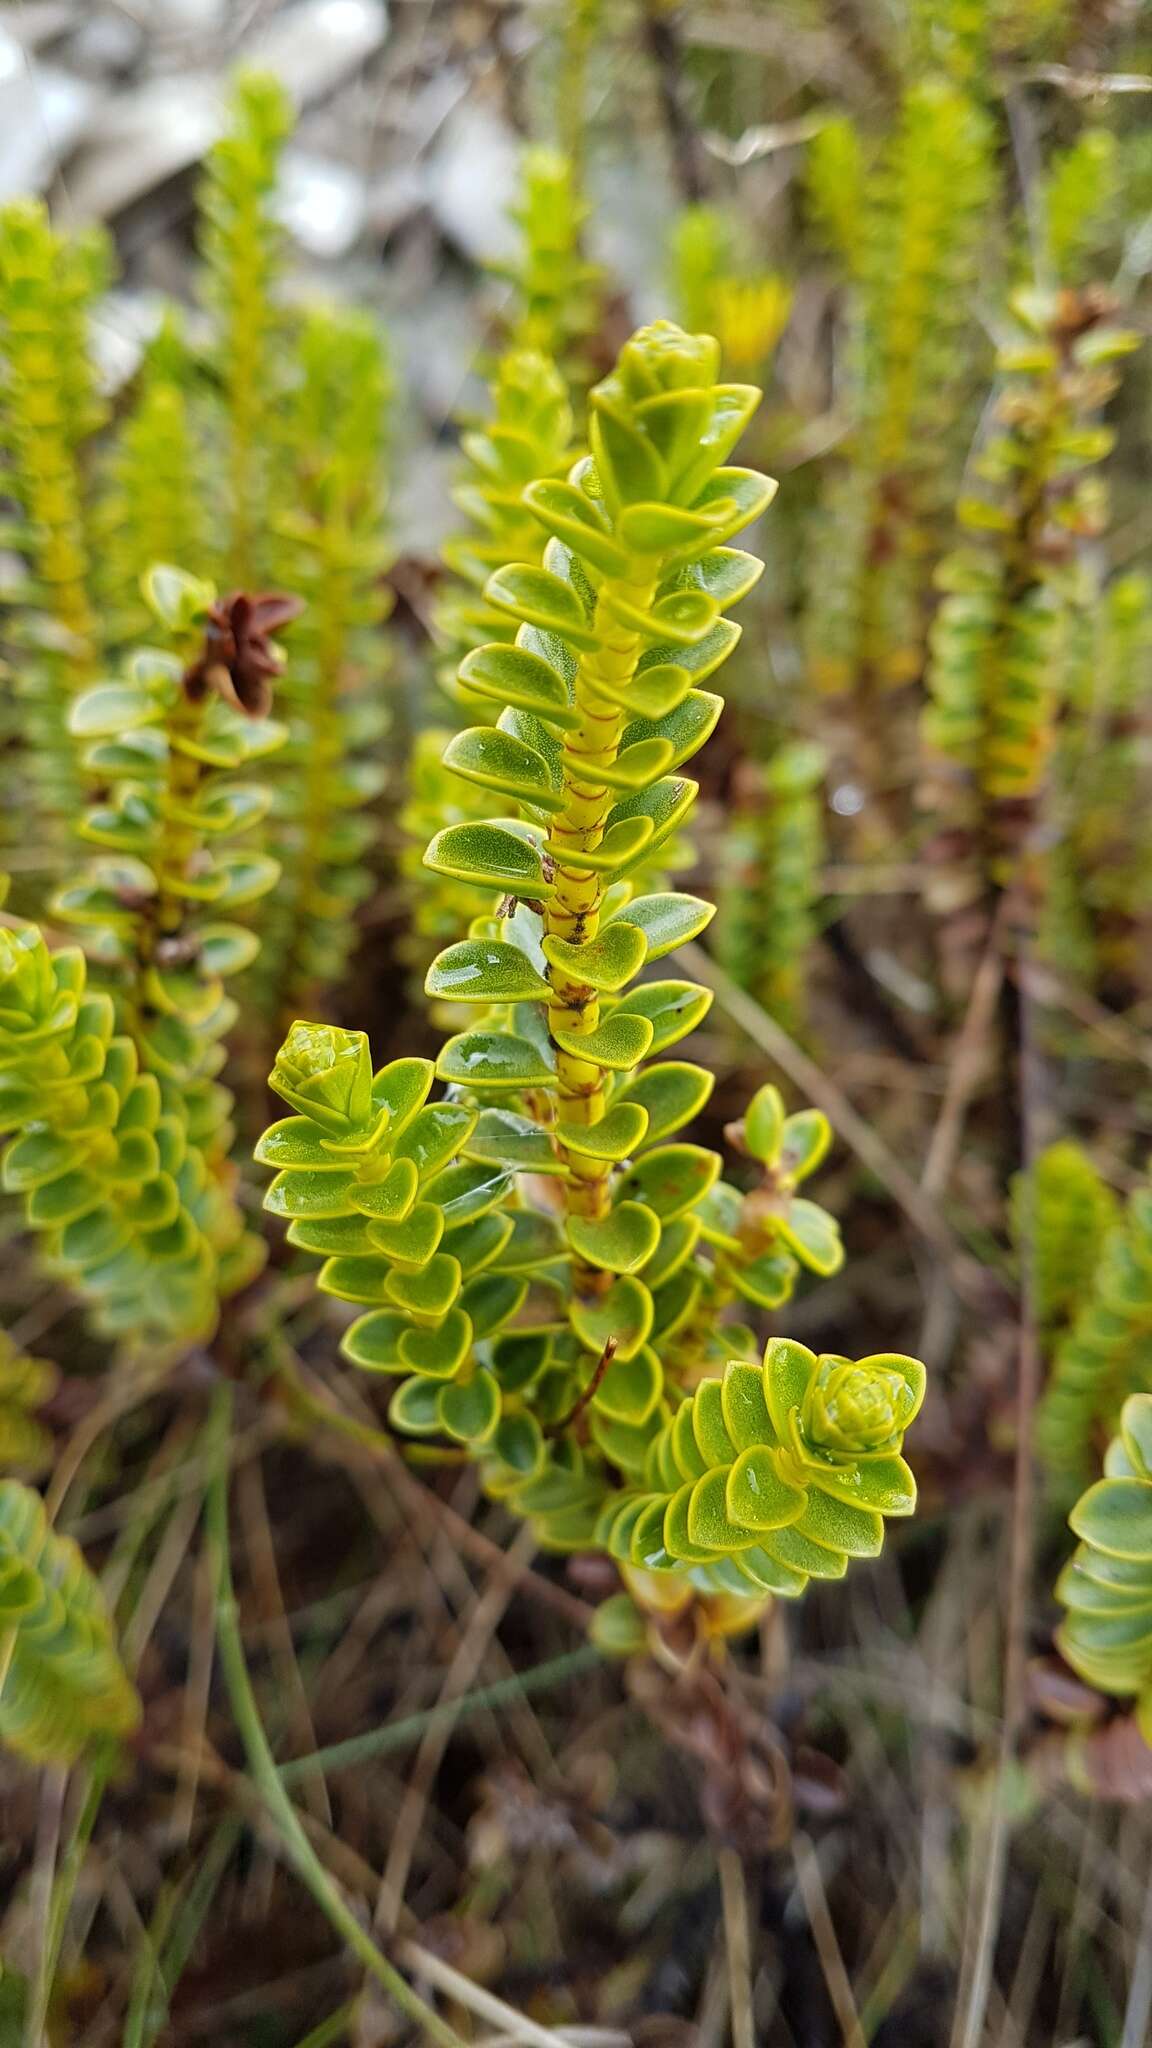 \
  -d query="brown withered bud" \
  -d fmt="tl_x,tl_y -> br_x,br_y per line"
182,591 -> 303,718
